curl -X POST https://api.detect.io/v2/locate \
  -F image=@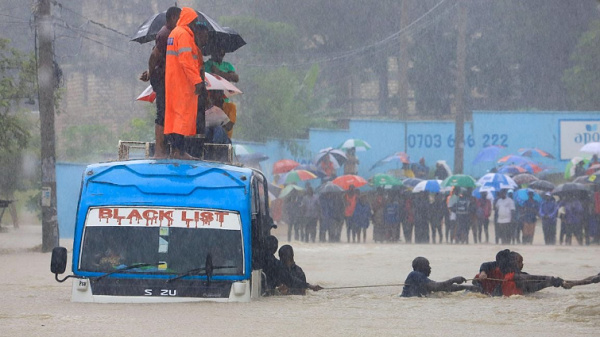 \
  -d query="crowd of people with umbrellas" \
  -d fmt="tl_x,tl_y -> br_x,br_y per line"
246,141 -> 600,246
